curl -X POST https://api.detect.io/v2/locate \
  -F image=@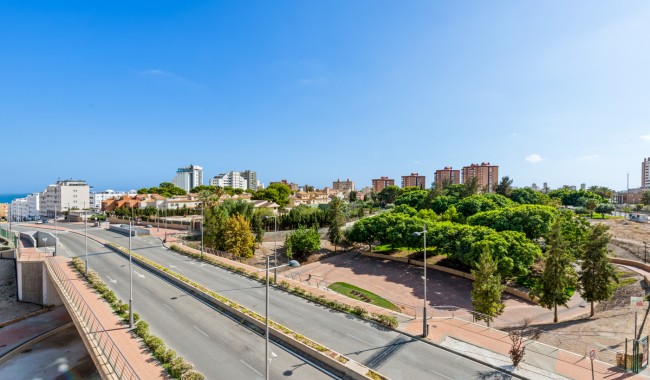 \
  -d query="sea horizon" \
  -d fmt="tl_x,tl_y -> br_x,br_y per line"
0,193 -> 30,204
